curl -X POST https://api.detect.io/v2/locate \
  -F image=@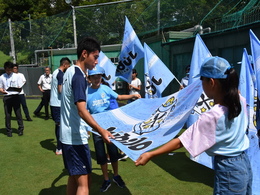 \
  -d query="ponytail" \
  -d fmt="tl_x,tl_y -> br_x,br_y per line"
218,68 -> 241,120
